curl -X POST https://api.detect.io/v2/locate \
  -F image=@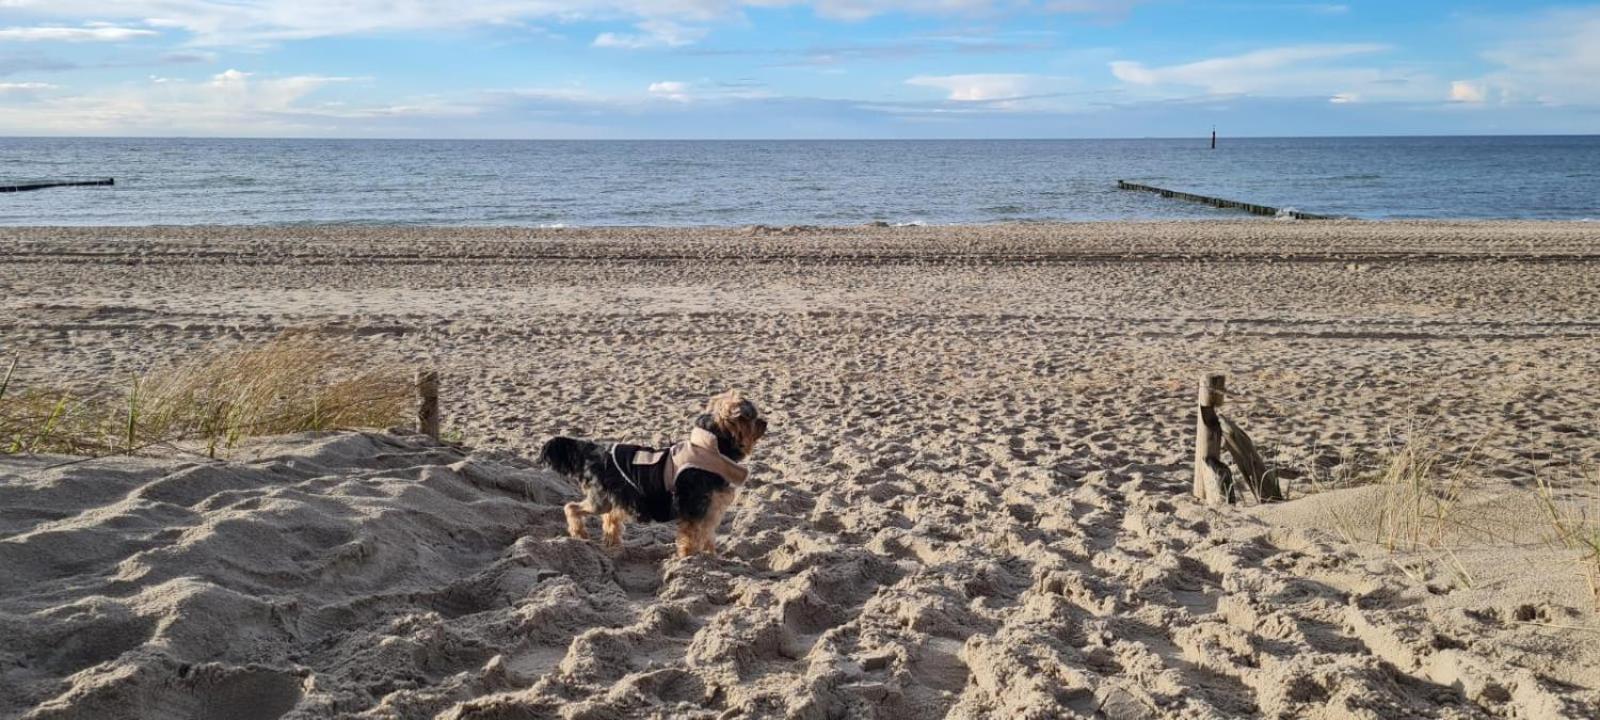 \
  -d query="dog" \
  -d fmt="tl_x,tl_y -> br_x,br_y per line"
539,390 -> 768,557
